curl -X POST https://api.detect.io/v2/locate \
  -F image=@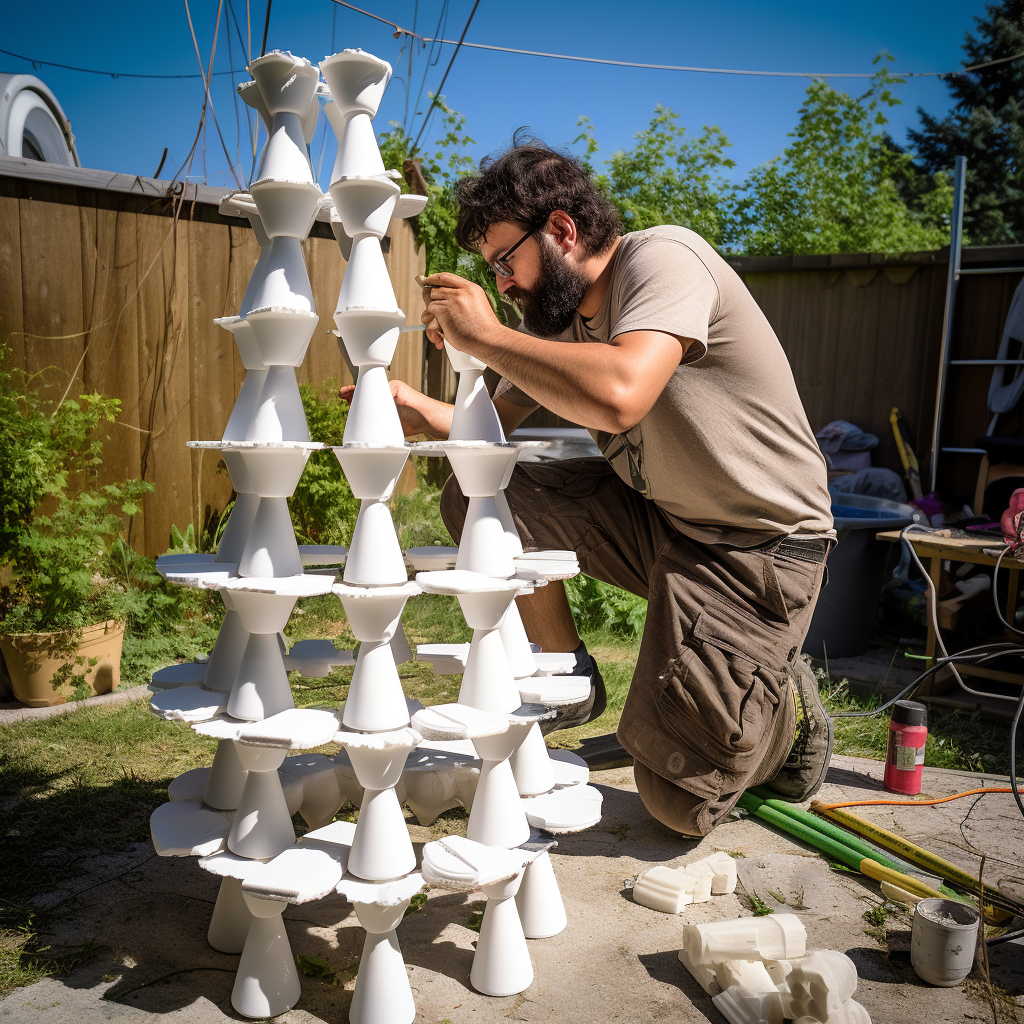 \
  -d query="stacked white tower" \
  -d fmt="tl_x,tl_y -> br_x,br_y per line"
144,41 -> 606,1024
